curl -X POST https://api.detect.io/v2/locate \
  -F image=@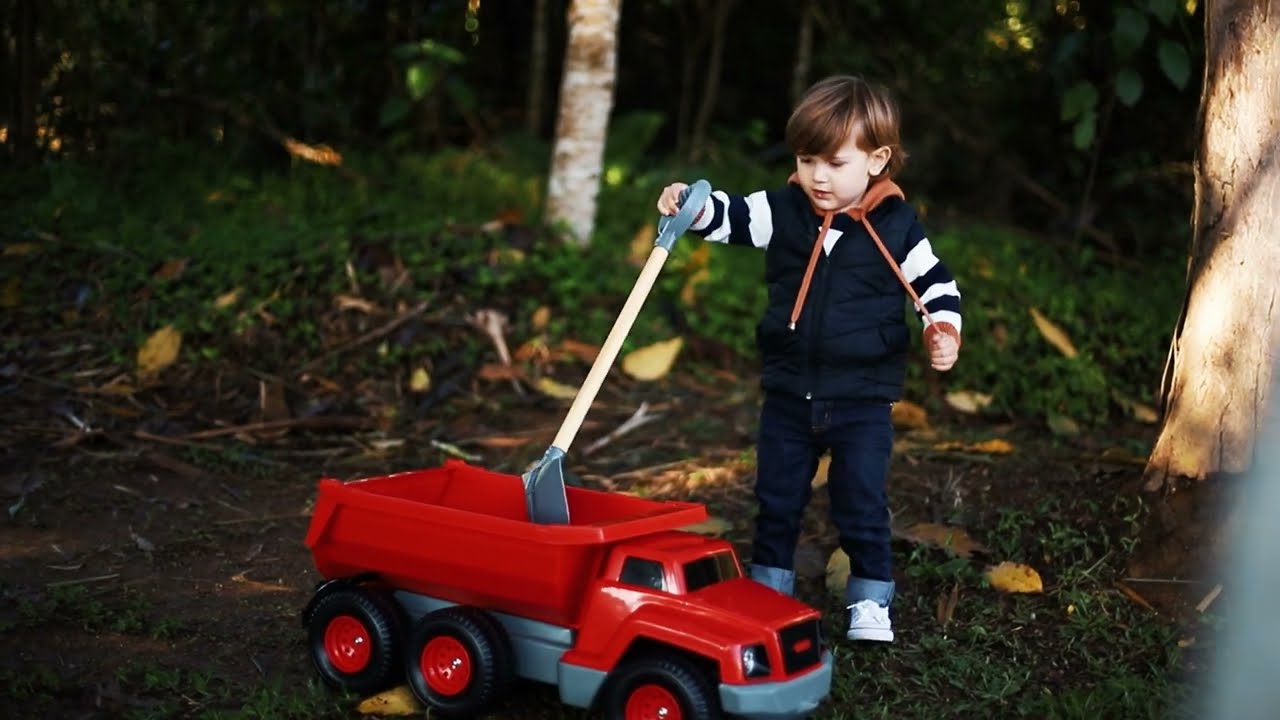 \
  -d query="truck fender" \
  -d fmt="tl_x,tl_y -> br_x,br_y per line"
301,573 -> 378,626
